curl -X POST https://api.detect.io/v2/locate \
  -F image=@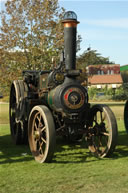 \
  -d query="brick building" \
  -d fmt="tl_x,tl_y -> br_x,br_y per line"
87,64 -> 123,88
88,64 -> 120,75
